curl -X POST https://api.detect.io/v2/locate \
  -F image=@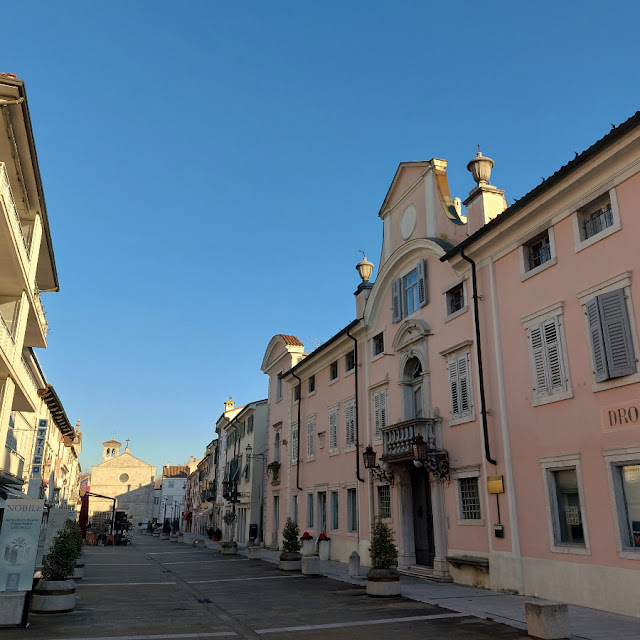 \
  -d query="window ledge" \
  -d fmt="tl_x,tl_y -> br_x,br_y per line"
308,390 -> 316,397
449,413 -> 476,427
345,369 -> 355,377
521,256 -> 557,282
344,445 -> 357,453
592,372 -> 640,393
328,377 -> 340,386
456,519 -> 485,526
346,530 -> 358,537
532,388 -> 574,407
445,305 -> 468,323
575,222 -> 621,253
371,351 -> 386,363
329,449 -> 340,457
550,544 -> 591,556
306,456 -> 316,462
618,550 -> 640,560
